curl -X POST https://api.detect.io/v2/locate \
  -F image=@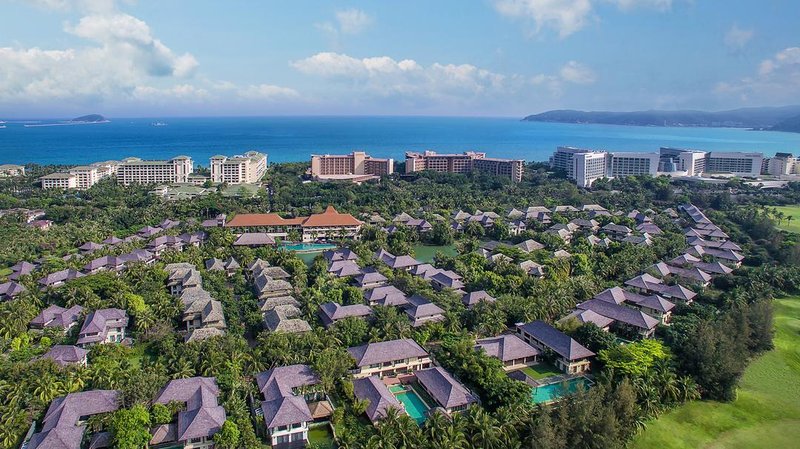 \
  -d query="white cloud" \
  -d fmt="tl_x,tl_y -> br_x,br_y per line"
724,24 -> 754,51
335,9 -> 373,35
559,60 -> 596,84
607,0 -> 672,11
715,47 -> 800,103
493,0 -> 592,38
290,51 -> 592,108
66,13 -> 199,78
0,3 -> 296,110
239,84 -> 300,100
492,0 -> 676,37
